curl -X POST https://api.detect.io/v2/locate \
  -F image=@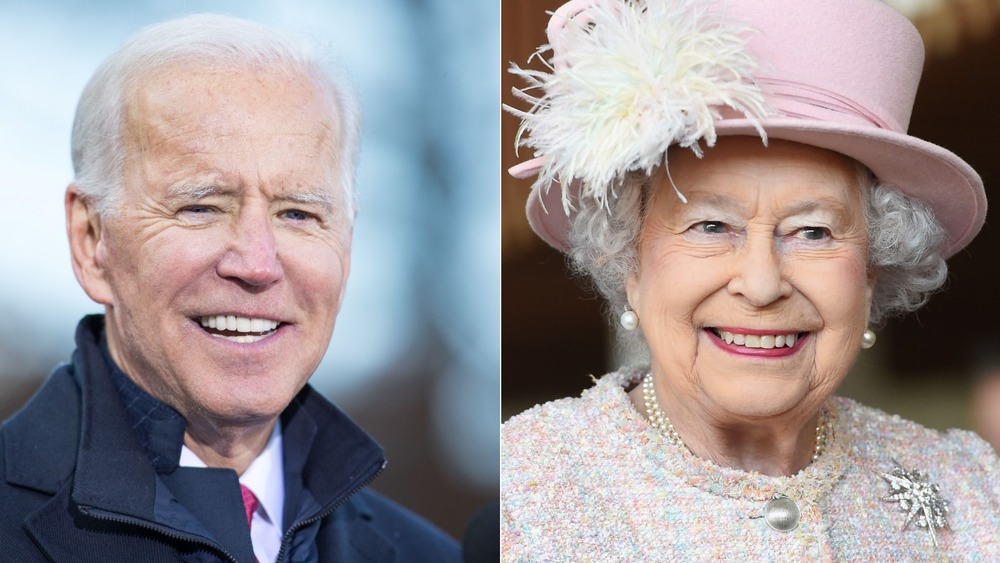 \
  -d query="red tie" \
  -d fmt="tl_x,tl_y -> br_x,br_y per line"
240,484 -> 259,529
